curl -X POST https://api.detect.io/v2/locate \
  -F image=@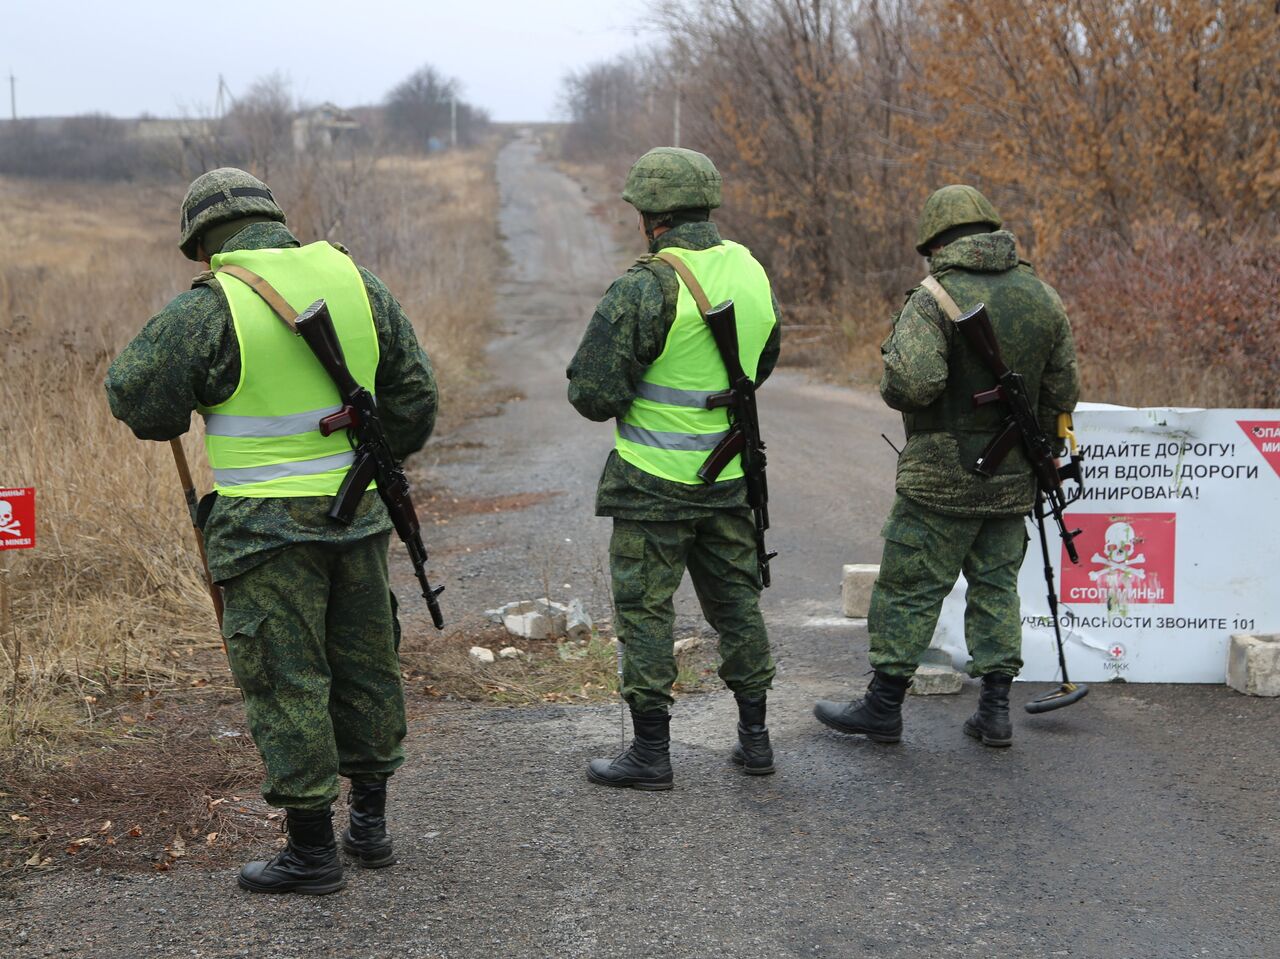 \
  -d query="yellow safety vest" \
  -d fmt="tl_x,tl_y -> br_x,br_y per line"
615,241 -> 776,485
198,242 -> 379,498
